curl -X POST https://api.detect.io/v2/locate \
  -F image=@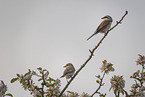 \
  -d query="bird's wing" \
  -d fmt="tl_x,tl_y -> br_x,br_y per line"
87,20 -> 111,41
96,20 -> 111,33
63,67 -> 75,75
